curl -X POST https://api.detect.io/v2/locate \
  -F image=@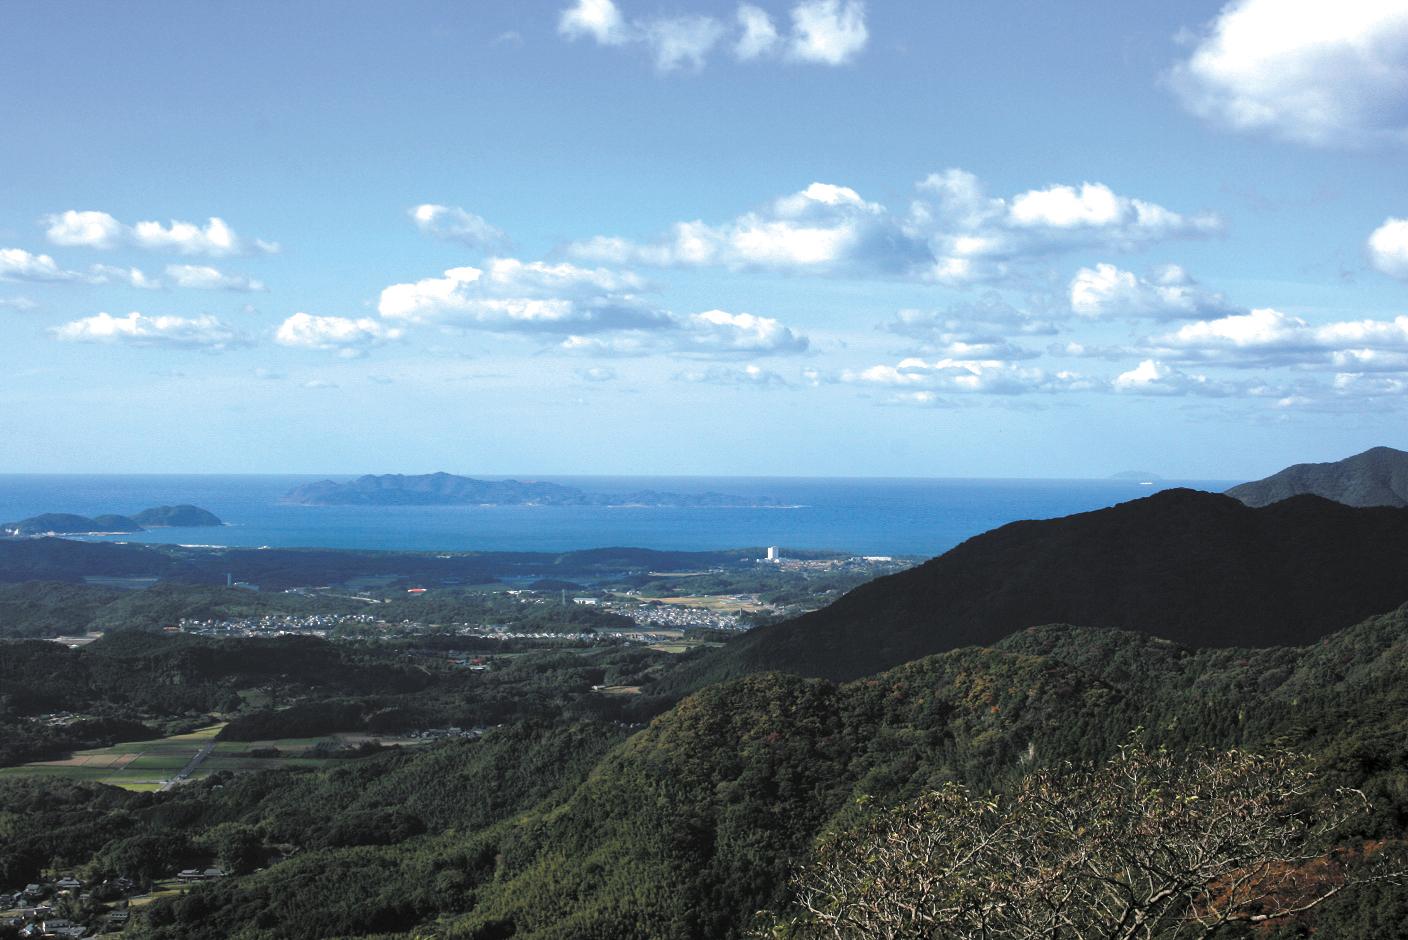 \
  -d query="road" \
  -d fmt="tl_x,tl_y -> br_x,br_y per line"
160,739 -> 217,792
